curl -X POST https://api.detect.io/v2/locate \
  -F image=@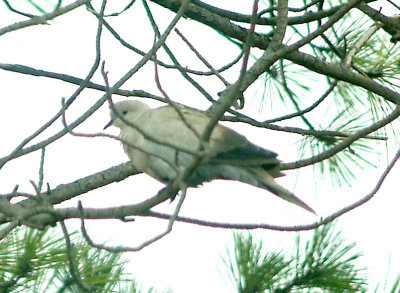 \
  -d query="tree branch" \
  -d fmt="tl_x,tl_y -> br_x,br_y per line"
142,145 -> 400,231
148,0 -> 400,106
0,0 -> 90,36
